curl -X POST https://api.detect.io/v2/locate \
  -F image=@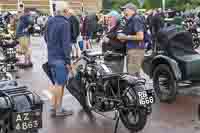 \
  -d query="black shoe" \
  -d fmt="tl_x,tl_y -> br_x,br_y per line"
25,62 -> 33,68
17,63 -> 33,68
50,107 -> 66,112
